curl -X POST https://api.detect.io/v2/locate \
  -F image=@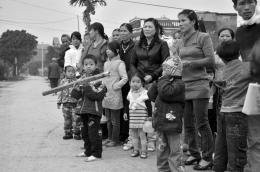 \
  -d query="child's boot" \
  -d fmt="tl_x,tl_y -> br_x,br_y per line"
63,133 -> 73,140
74,133 -> 82,140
